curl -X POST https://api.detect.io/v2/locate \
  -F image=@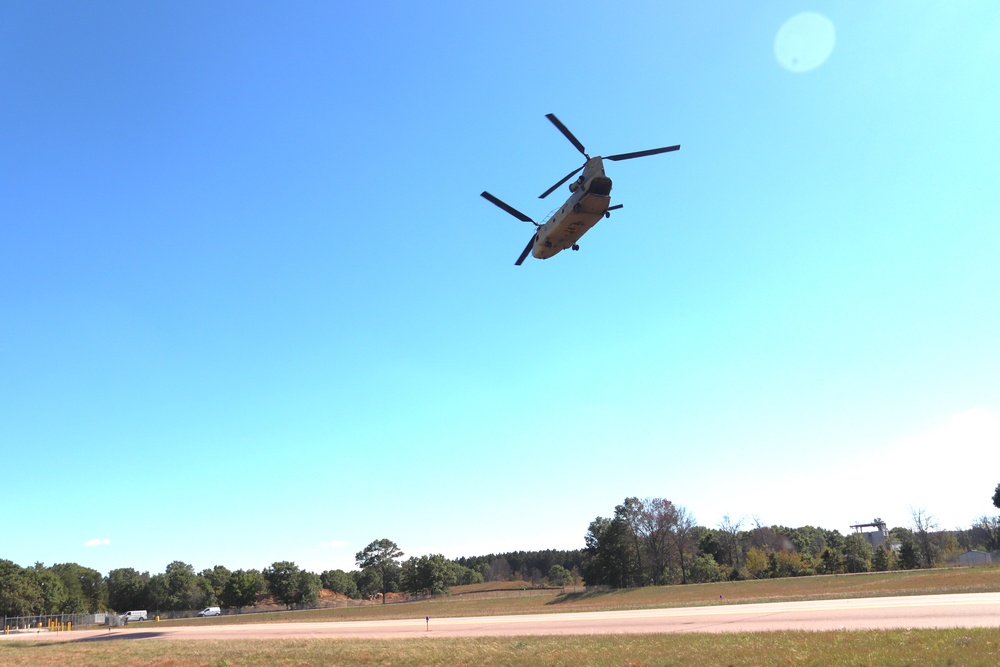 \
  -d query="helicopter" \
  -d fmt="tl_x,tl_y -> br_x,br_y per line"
481,113 -> 680,265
